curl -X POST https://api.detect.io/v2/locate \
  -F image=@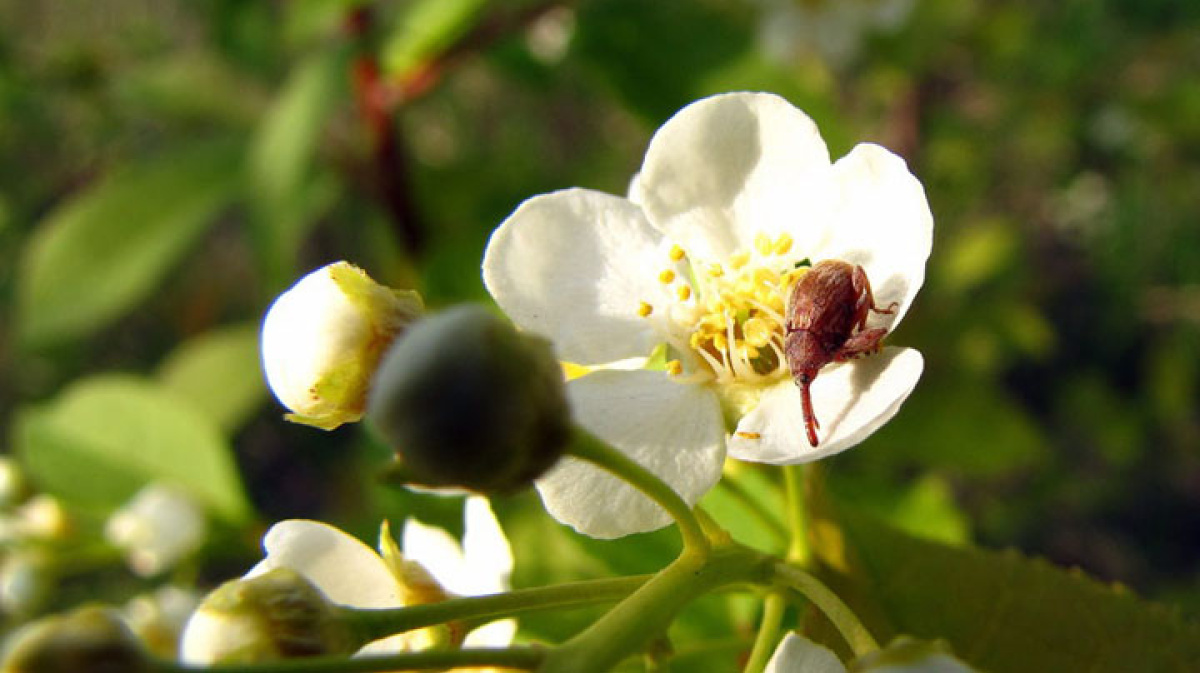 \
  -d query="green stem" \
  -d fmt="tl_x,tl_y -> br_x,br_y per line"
567,429 -> 709,555
155,646 -> 545,673
342,575 -> 650,644
538,545 -> 774,673
772,563 -> 877,657
781,465 -> 808,564
741,592 -> 787,673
